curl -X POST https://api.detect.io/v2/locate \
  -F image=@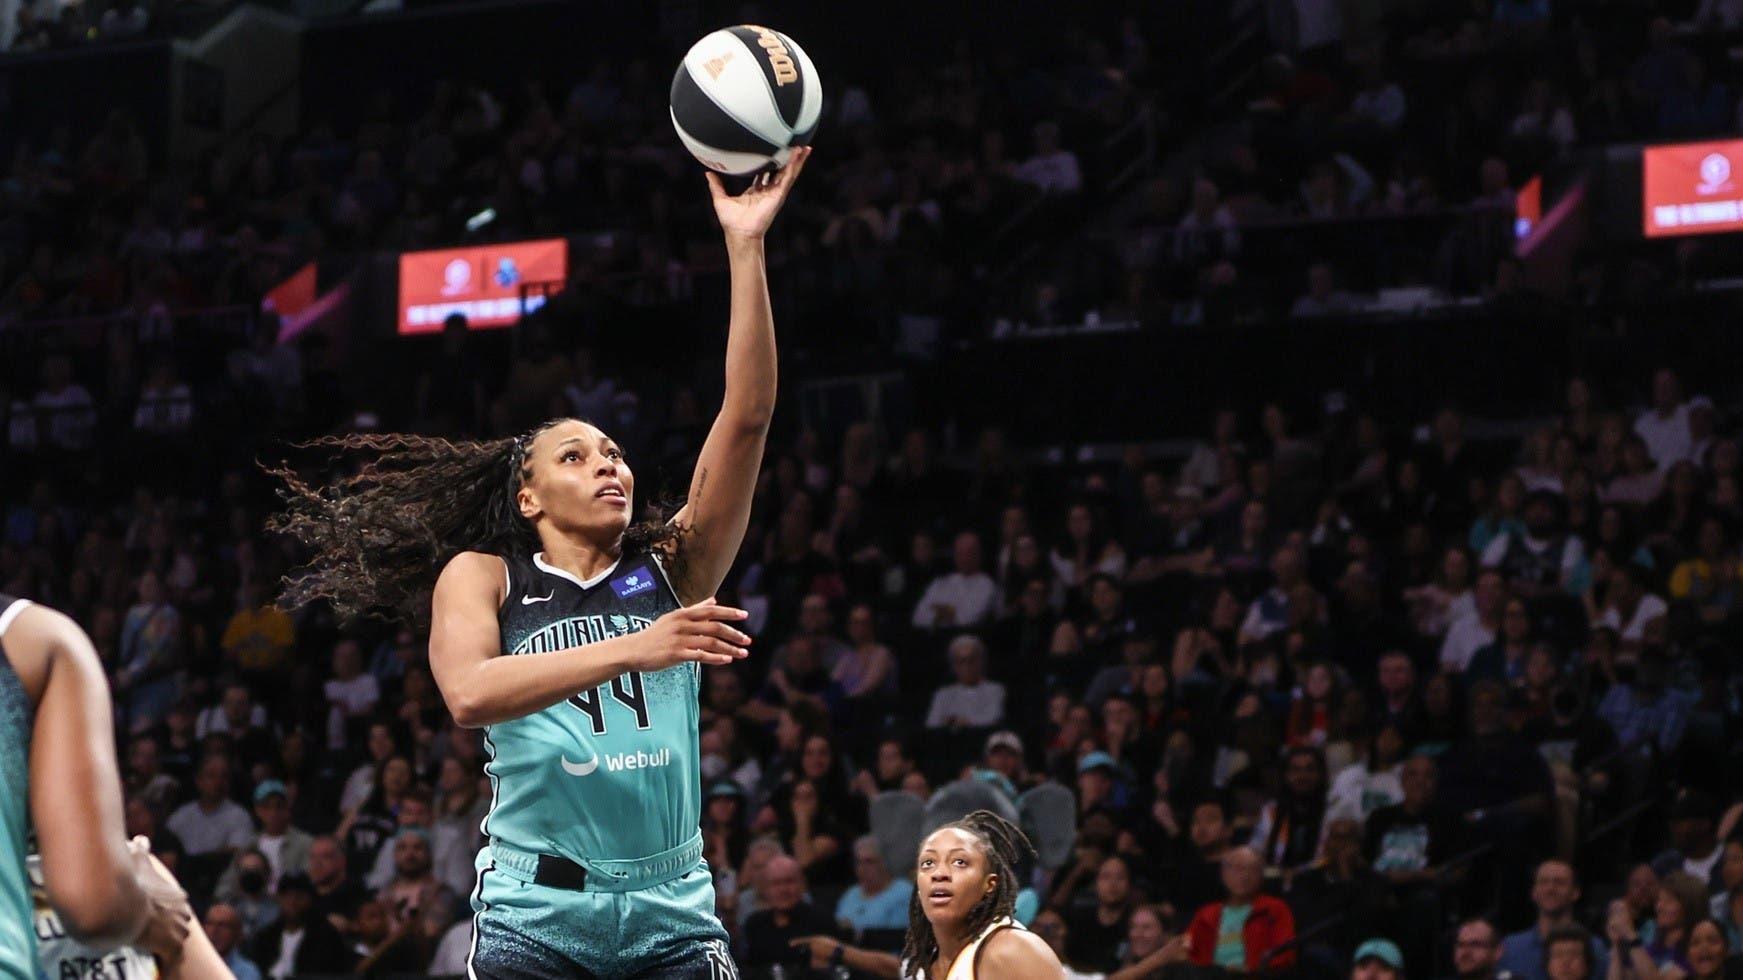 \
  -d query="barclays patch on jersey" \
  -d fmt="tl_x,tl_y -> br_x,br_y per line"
610,566 -> 657,599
